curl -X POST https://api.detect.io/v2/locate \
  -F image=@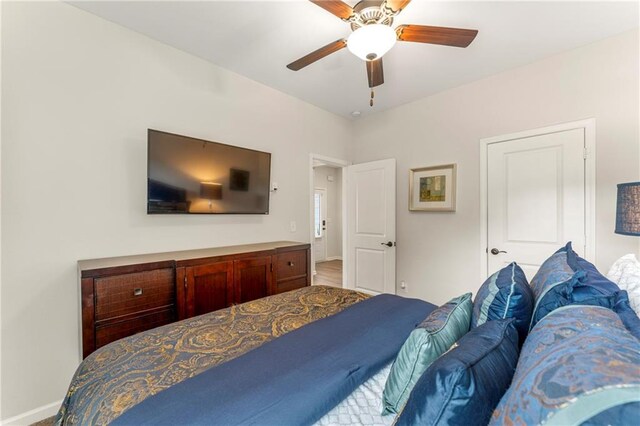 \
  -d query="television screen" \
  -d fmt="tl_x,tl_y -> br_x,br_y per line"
147,130 -> 271,214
